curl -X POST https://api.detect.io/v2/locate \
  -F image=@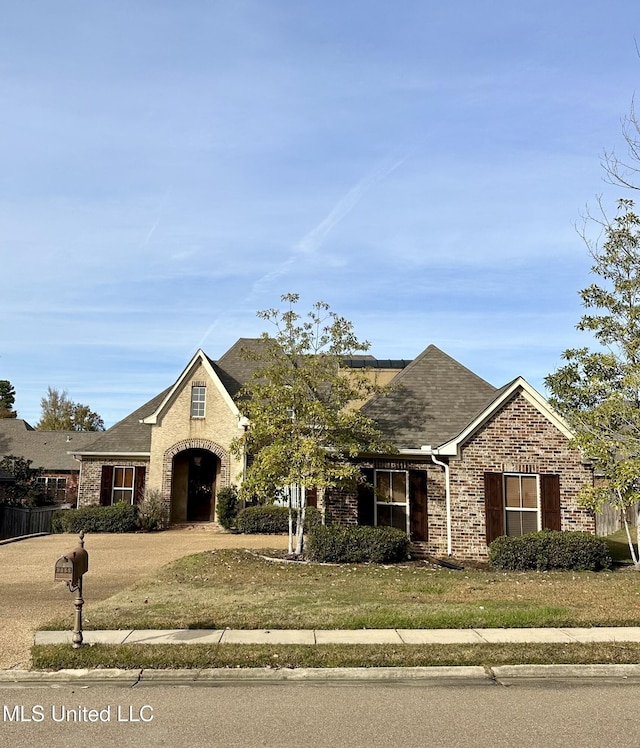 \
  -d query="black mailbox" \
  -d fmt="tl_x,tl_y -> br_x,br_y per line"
54,547 -> 89,586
